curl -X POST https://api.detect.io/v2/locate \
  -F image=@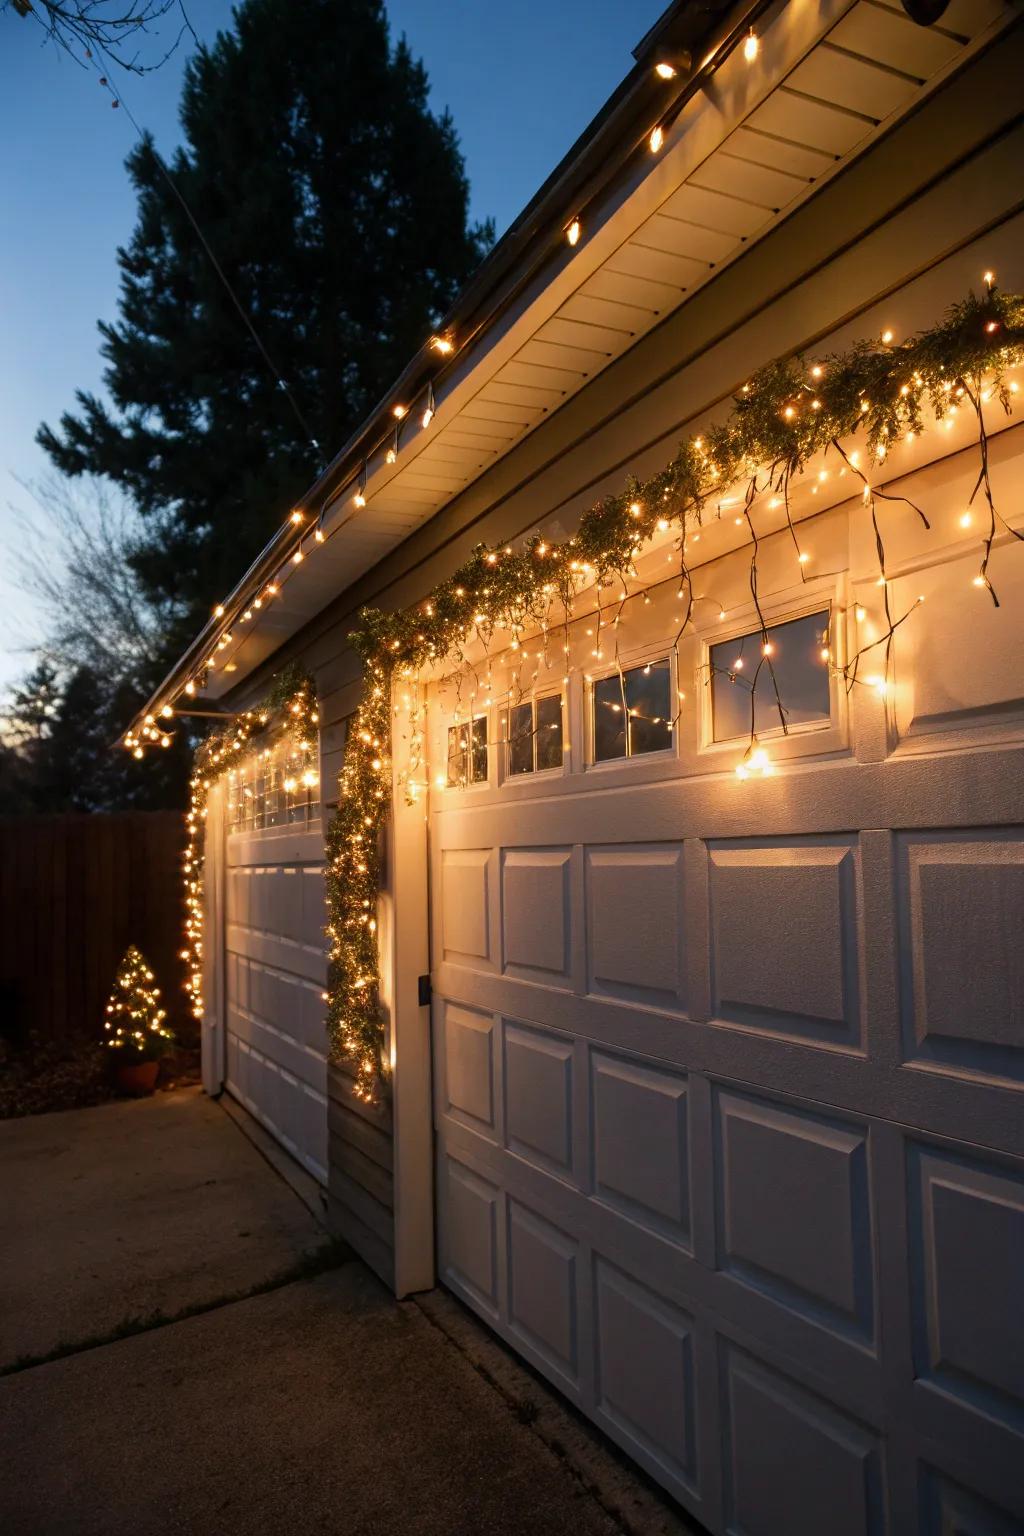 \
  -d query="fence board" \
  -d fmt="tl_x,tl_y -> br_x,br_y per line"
0,811 -> 186,1047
